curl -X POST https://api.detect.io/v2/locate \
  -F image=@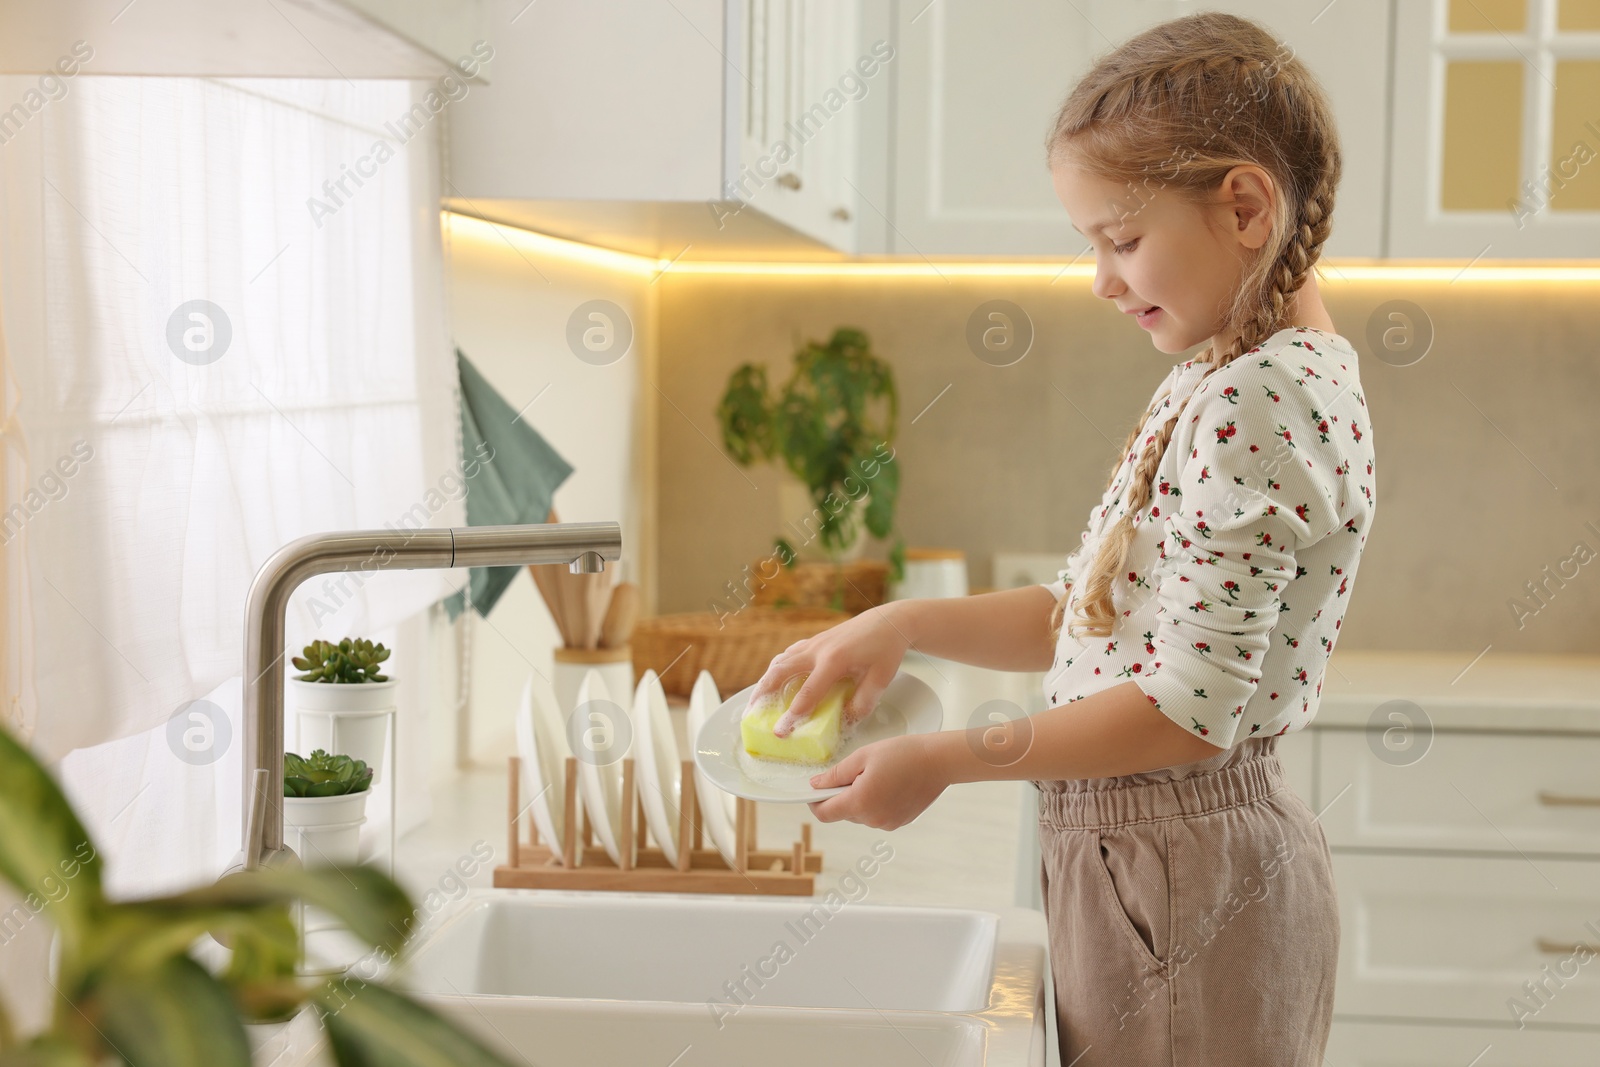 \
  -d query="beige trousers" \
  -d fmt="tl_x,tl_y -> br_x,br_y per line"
1033,736 -> 1339,1066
